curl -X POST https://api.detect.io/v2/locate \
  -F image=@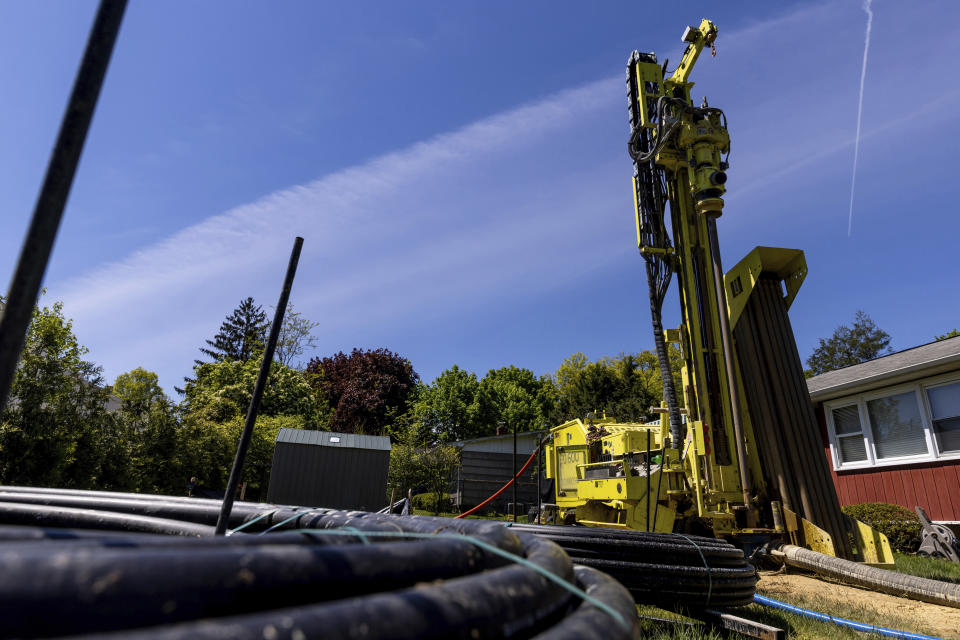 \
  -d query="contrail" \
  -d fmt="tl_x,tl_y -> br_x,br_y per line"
847,0 -> 873,236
